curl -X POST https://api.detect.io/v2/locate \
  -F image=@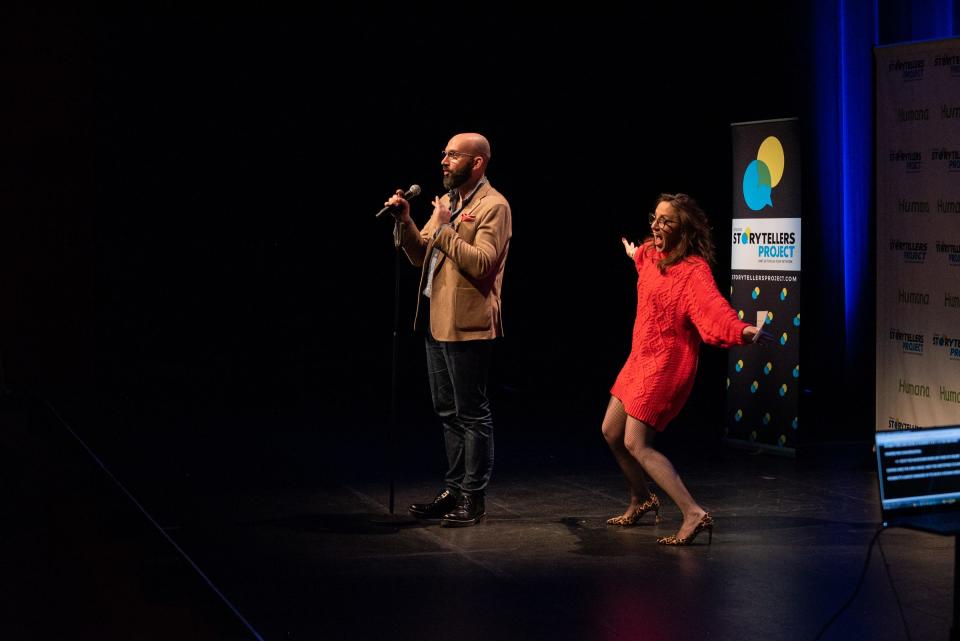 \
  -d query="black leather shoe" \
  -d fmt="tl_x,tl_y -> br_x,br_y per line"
408,489 -> 459,520
440,494 -> 485,527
